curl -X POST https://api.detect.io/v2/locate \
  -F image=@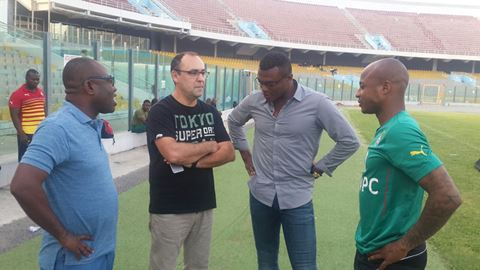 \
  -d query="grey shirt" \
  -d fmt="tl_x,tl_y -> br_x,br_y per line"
227,82 -> 360,209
